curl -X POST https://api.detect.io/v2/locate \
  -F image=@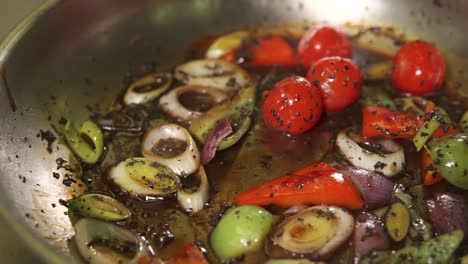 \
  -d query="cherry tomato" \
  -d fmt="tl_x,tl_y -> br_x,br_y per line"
252,36 -> 297,66
307,56 -> 362,112
391,40 -> 446,95
298,26 -> 352,68
262,76 -> 323,134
